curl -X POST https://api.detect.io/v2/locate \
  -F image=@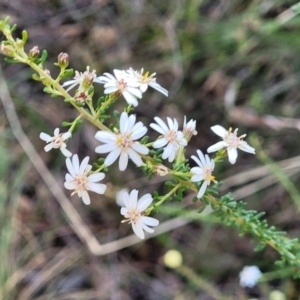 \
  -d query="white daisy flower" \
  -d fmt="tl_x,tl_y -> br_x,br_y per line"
127,68 -> 168,96
95,69 -> 142,107
150,117 -> 187,162
191,150 -> 216,198
62,66 -> 97,91
120,189 -> 159,239
239,265 -> 262,288
183,116 -> 197,141
64,154 -> 106,205
207,125 -> 255,164
40,128 -> 72,157
95,112 -> 149,171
